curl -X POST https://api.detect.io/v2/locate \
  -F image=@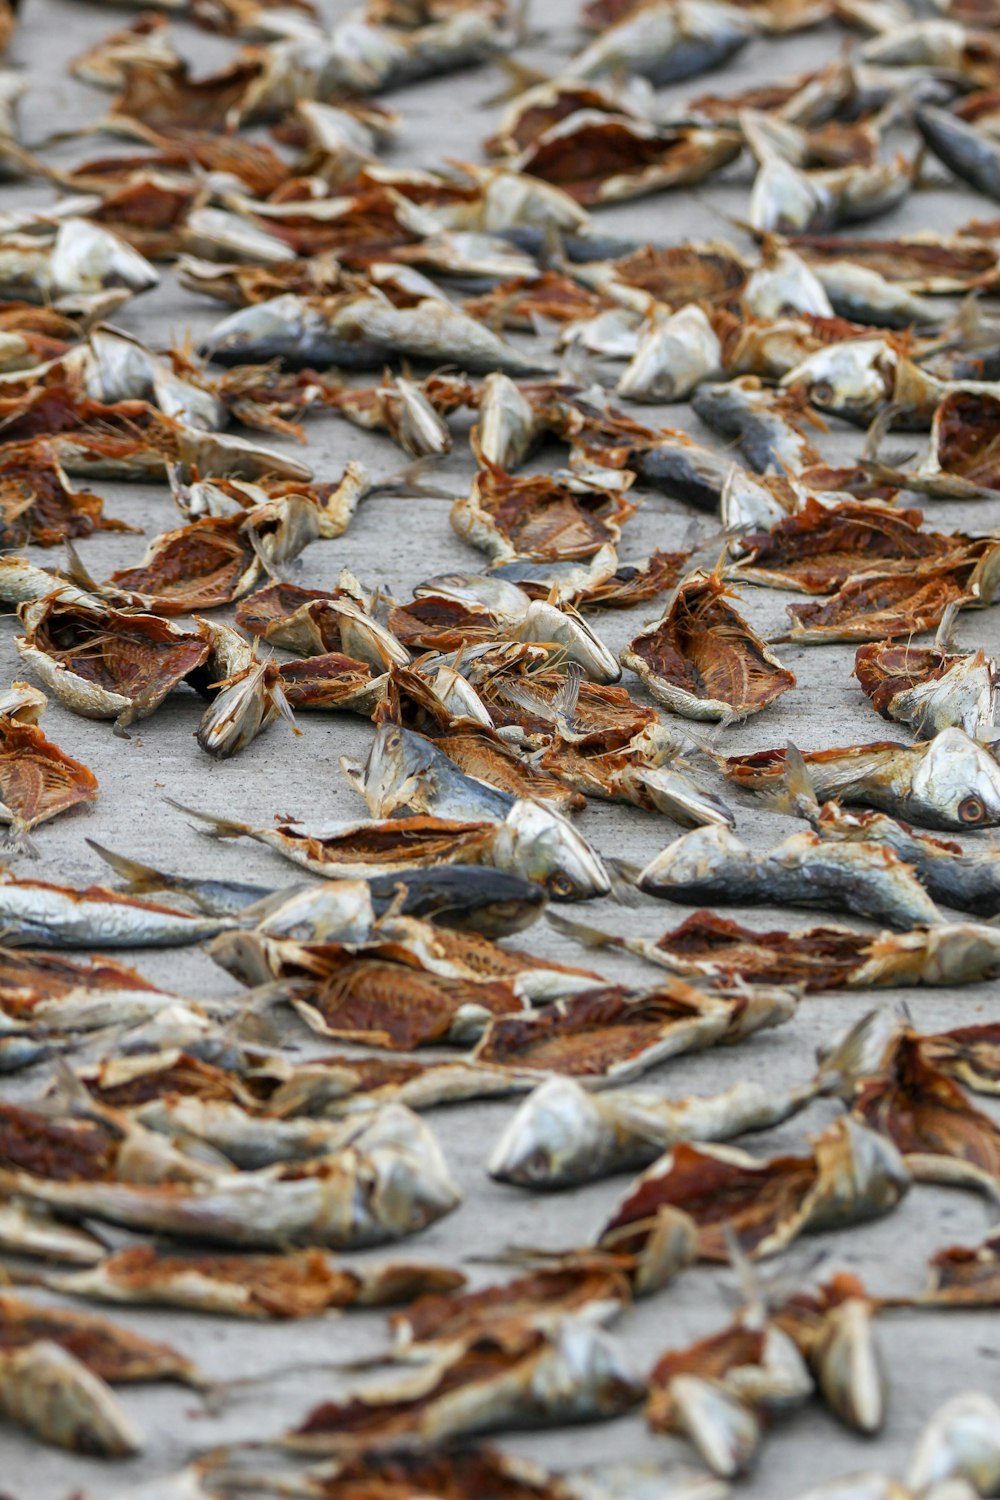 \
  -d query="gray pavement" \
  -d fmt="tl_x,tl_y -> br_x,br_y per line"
2,0 -> 1000,1495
